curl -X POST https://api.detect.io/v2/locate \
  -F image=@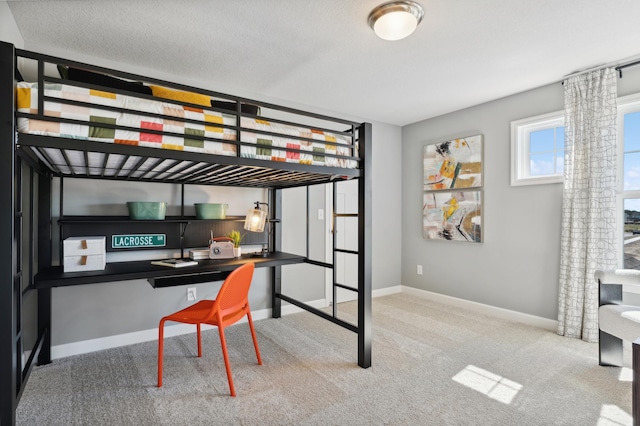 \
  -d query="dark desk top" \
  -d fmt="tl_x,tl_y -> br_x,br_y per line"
34,252 -> 306,288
